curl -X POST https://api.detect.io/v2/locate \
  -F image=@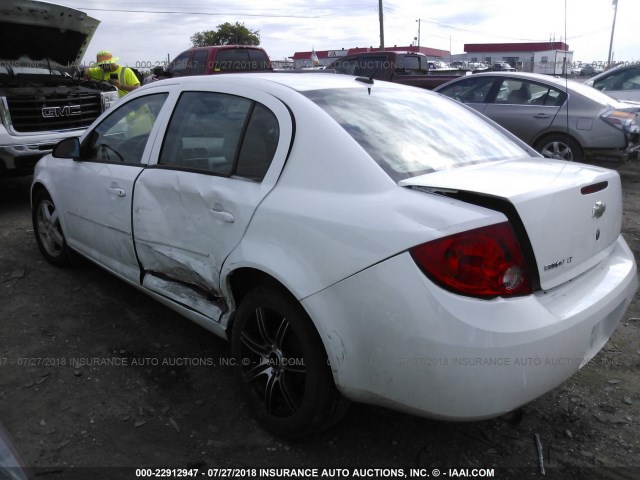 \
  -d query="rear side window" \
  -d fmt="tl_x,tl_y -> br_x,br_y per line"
159,92 -> 279,181
167,52 -> 190,77
248,49 -> 271,70
189,50 -> 208,75
213,49 -> 269,72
